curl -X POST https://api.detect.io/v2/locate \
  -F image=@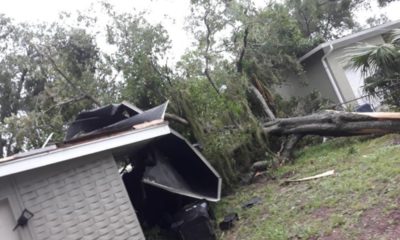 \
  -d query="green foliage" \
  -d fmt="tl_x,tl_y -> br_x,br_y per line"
274,91 -> 332,118
241,3 -> 310,85
286,0 -> 364,40
1,0 -> 394,191
345,29 -> 400,107
105,7 -> 172,108
173,72 -> 269,188
0,13 -> 119,156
